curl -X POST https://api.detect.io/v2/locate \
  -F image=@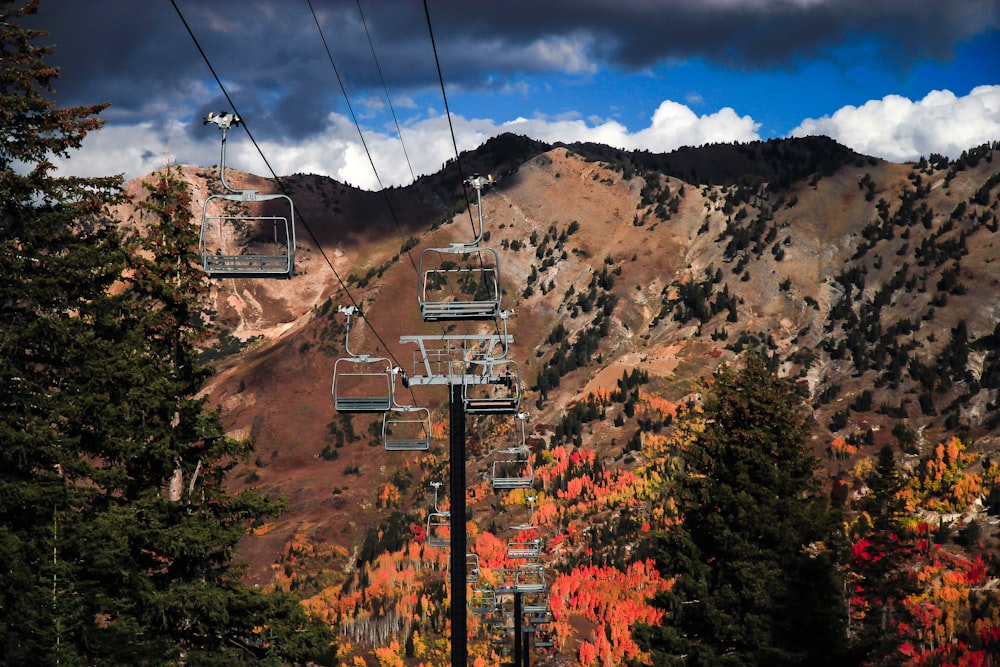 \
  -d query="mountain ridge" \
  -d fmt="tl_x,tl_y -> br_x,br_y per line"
113,135 -> 1000,660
